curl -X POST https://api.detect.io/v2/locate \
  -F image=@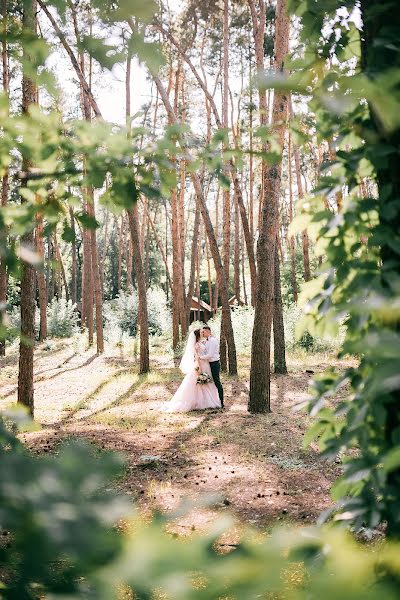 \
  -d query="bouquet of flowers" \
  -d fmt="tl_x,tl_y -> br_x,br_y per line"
197,372 -> 212,385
